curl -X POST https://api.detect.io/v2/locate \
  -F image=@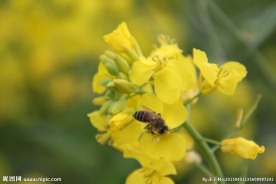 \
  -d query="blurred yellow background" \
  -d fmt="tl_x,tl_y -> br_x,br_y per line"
0,0 -> 275,183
